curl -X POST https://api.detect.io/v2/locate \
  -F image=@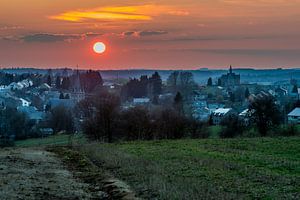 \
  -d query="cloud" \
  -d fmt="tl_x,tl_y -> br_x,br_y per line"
49,5 -> 189,22
139,31 -> 168,37
161,34 -> 294,42
19,32 -> 102,43
122,30 -> 168,37
175,48 -> 300,57
0,25 -> 23,31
